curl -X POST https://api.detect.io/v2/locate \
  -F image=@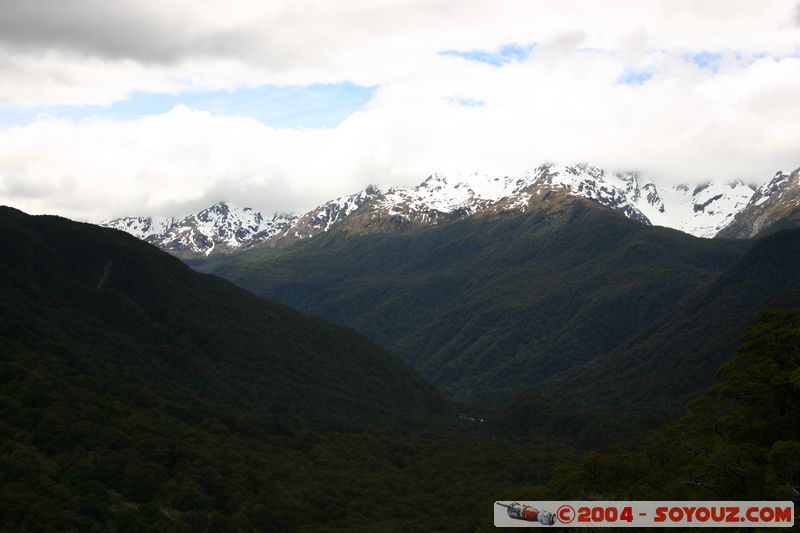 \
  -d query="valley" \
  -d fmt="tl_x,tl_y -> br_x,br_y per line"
3,3 -> 799,530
